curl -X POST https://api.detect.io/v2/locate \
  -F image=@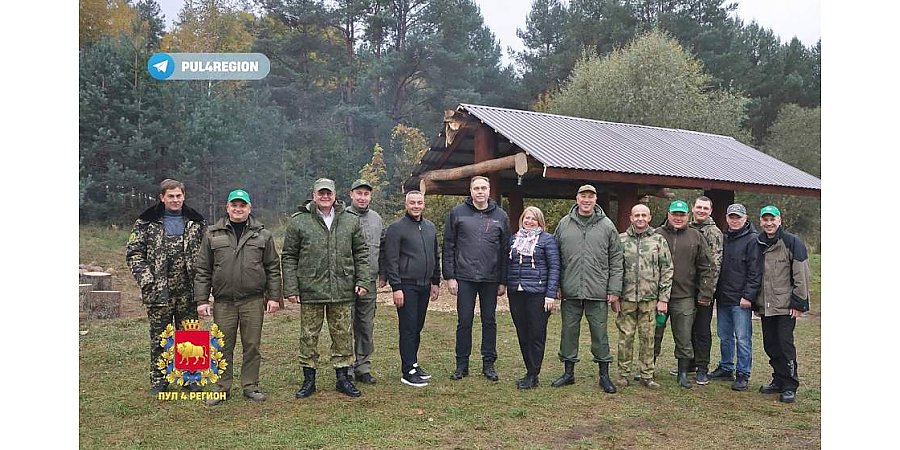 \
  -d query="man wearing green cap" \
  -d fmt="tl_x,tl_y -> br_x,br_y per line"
282,178 -> 372,398
345,179 -> 385,384
653,200 -> 715,388
194,189 -> 284,405
755,205 -> 810,403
